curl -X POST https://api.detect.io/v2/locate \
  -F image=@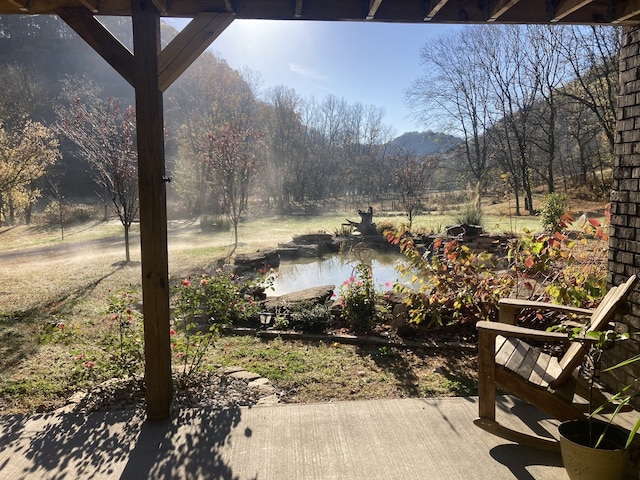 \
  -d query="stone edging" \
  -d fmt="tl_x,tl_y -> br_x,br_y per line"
224,327 -> 477,353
